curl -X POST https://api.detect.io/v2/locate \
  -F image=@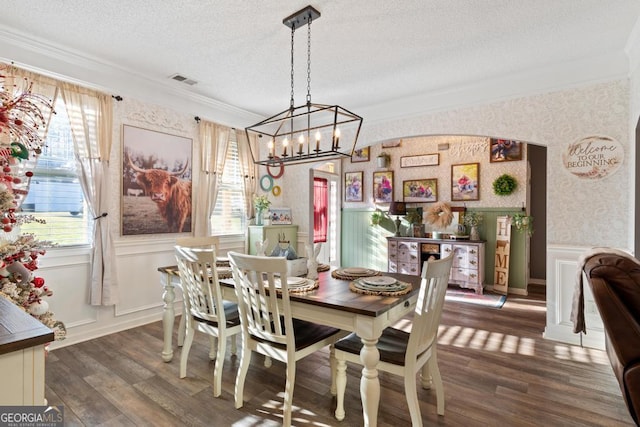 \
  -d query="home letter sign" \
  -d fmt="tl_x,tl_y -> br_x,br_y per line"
493,216 -> 511,295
